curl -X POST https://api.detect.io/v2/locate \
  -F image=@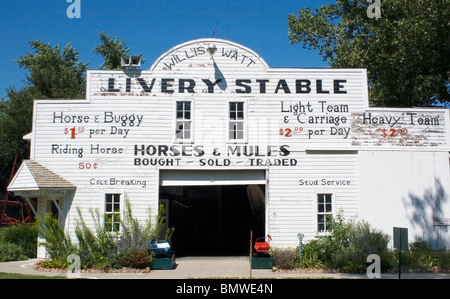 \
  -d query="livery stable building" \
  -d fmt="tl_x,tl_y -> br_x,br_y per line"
7,39 -> 450,258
